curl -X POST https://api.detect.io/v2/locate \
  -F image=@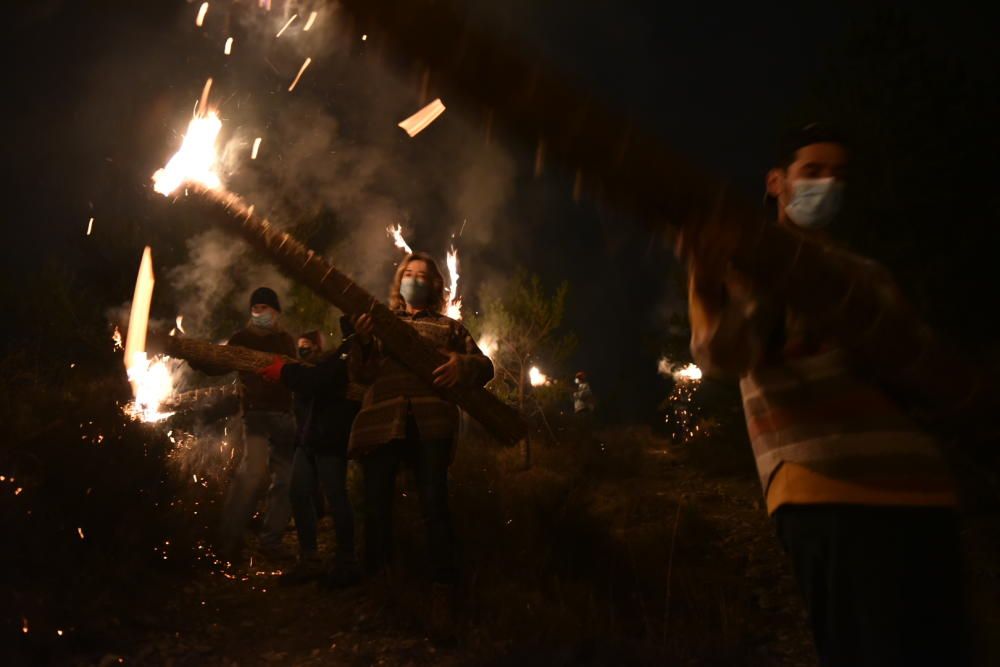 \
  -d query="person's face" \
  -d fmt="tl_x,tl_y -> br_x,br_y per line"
402,259 -> 431,283
767,142 -> 849,216
297,337 -> 315,358
251,304 -> 279,320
